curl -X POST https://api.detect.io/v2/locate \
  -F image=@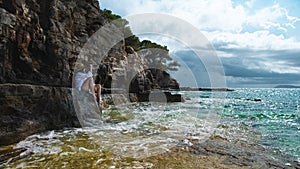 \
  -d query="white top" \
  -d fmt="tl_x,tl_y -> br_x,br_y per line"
74,71 -> 93,90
